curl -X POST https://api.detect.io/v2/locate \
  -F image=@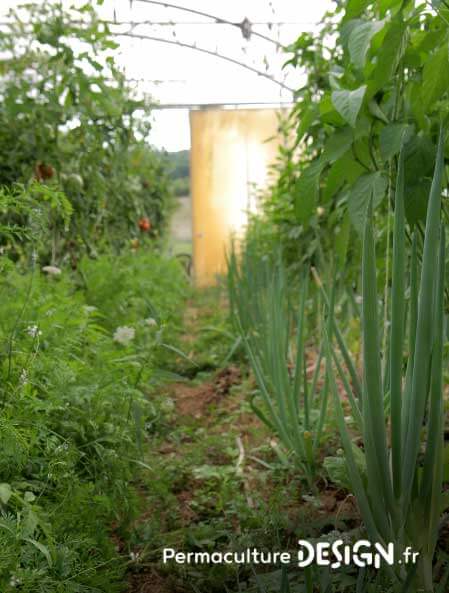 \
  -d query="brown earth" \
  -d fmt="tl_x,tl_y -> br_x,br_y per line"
172,365 -> 241,418
126,364 -> 244,593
